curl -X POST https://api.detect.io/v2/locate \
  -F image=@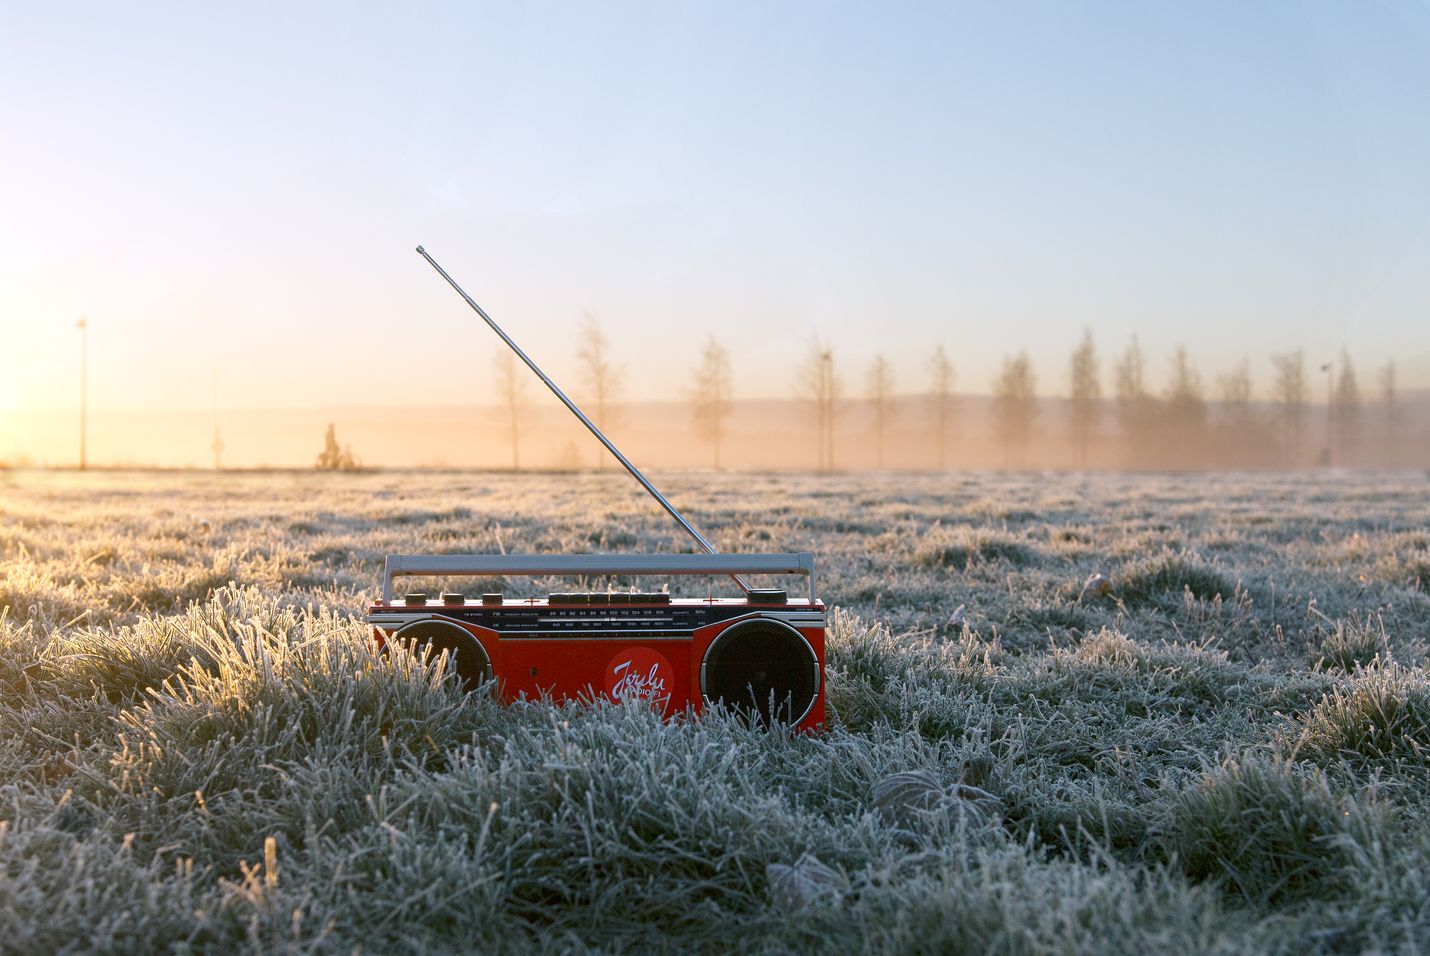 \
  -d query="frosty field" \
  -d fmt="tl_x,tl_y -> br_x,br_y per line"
2,468 -> 1430,954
